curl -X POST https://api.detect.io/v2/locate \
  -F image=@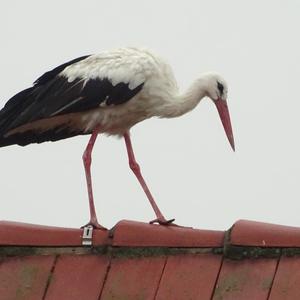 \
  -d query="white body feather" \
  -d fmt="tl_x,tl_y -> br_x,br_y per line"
59,48 -> 176,135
